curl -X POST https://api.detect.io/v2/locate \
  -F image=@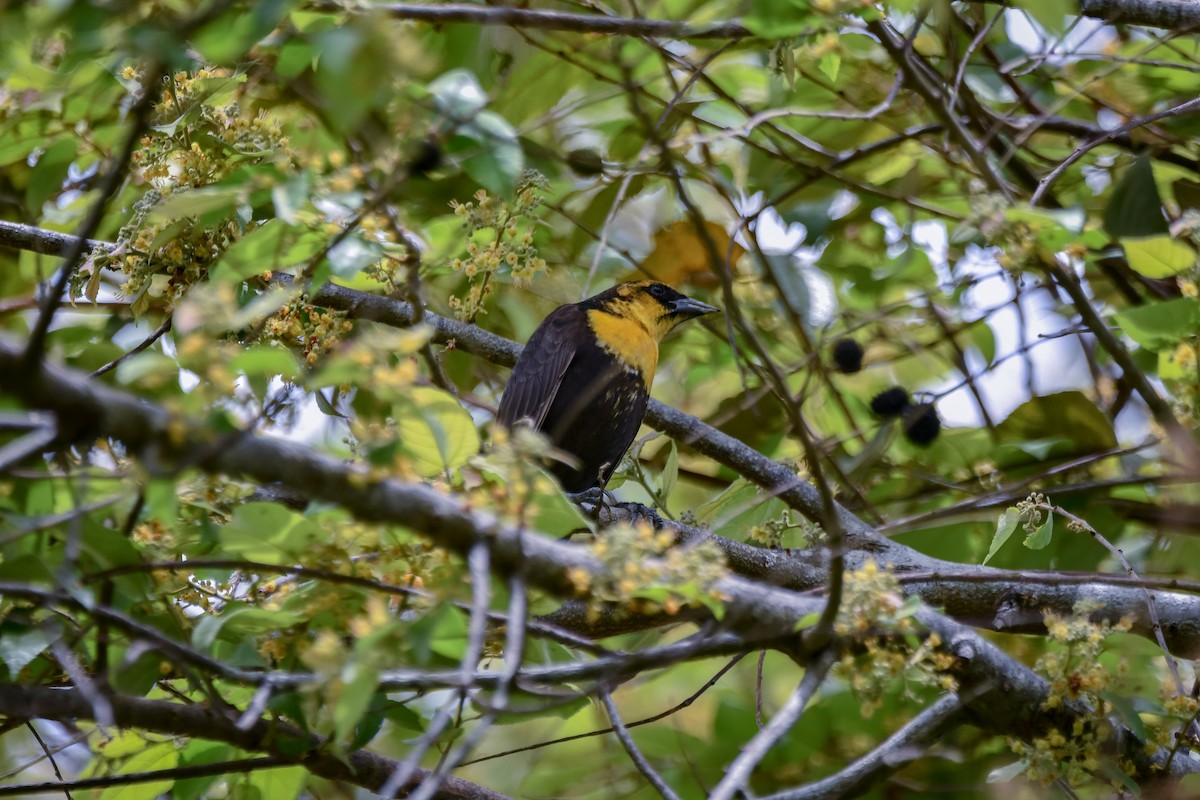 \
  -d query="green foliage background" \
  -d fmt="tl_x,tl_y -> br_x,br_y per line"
2,0 -> 1200,798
